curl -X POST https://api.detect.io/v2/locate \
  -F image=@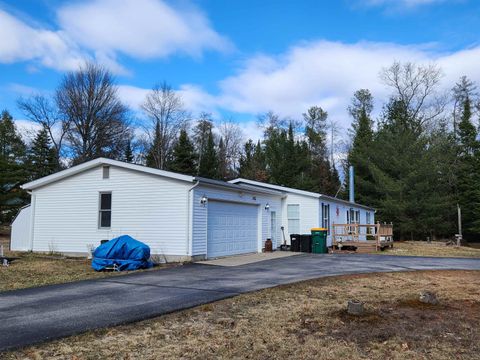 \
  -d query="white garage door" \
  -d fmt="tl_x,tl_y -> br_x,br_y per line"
207,201 -> 258,258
